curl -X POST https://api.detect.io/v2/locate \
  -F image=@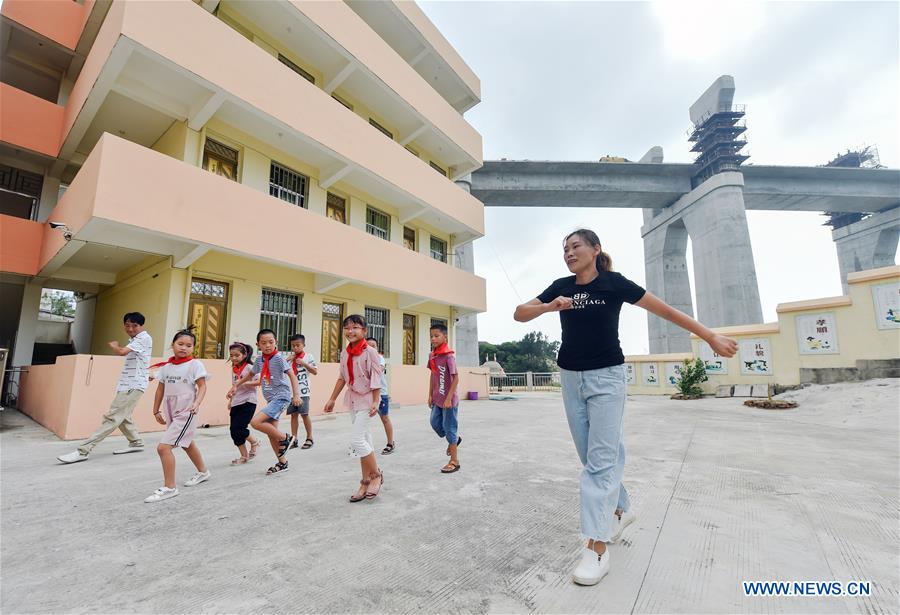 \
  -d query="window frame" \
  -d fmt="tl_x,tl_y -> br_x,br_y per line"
365,206 -> 391,241
259,288 -> 302,353
369,118 -> 394,140
269,161 -> 309,208
278,53 -> 315,84
326,191 -> 348,224
429,161 -> 447,177
403,226 -> 417,251
430,236 -> 448,263
365,306 -> 390,357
